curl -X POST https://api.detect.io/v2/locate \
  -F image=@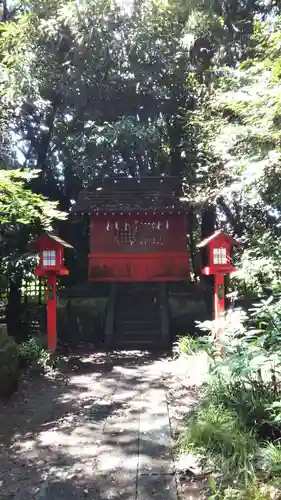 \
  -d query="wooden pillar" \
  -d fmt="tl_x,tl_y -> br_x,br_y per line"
104,283 -> 116,348
214,273 -> 225,340
158,282 -> 170,348
46,274 -> 57,352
